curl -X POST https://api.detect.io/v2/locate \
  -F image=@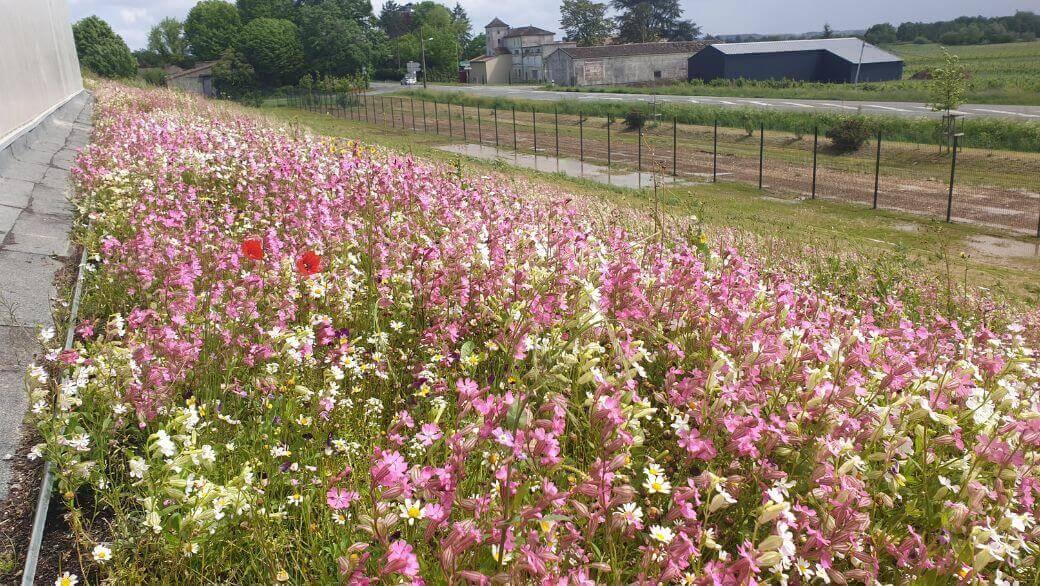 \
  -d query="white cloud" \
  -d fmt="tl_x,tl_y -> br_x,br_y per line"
119,7 -> 148,24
